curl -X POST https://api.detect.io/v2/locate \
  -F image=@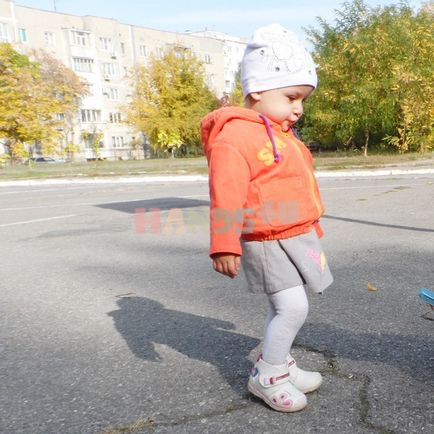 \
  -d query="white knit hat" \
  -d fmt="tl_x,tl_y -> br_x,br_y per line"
241,24 -> 317,97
